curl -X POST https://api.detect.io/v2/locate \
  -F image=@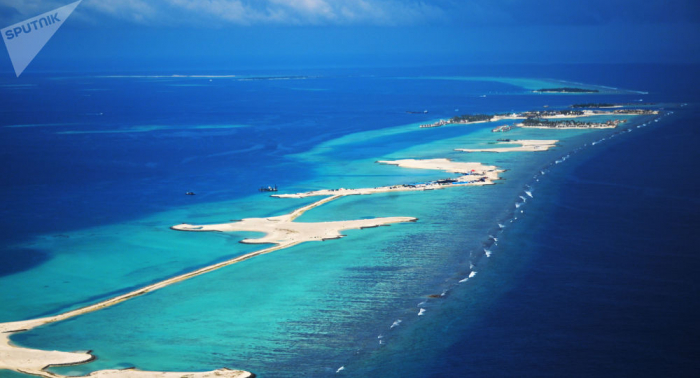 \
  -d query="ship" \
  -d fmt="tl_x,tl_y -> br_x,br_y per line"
259,185 -> 278,192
